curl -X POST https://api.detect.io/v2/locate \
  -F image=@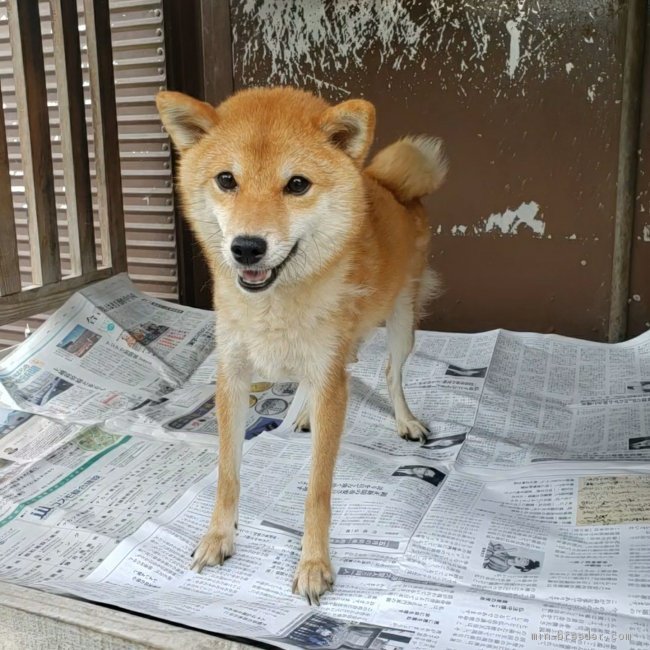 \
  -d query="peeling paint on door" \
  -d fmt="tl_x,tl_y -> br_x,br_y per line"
484,201 -> 545,236
446,202 -> 546,237
233,0 -> 620,99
